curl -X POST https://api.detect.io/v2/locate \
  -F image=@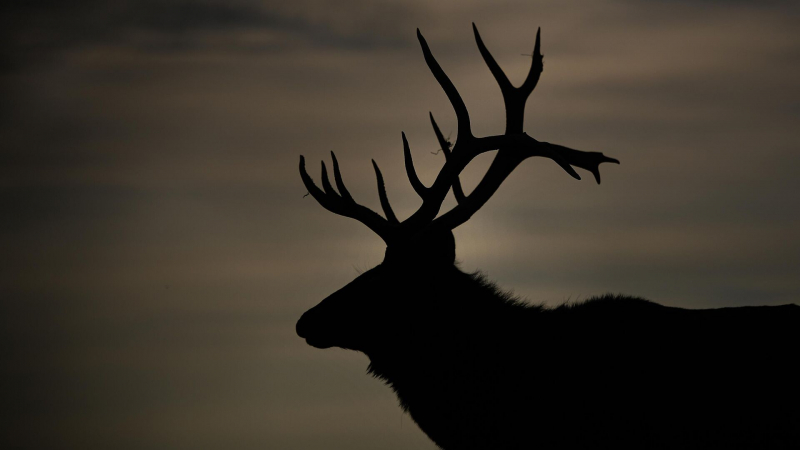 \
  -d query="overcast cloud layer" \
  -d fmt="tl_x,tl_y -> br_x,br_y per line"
2,1 -> 800,449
